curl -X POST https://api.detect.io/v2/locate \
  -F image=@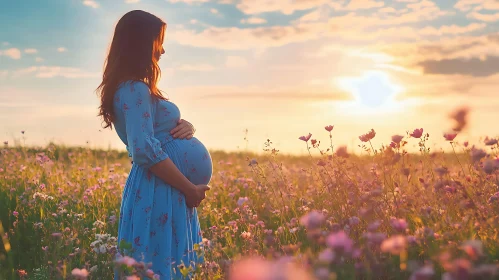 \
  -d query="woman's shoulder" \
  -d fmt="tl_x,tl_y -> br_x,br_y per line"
117,80 -> 150,93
